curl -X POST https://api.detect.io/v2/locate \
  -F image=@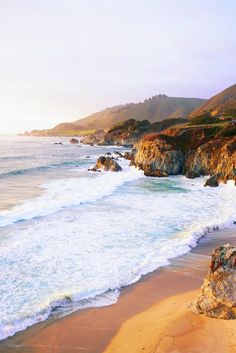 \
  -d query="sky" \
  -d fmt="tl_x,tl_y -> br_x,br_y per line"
0,0 -> 235,134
